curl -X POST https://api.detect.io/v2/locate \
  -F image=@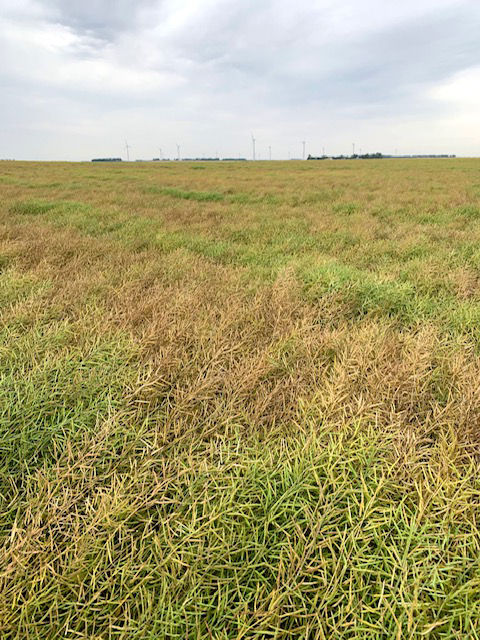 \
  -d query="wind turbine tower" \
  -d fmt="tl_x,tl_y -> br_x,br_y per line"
252,135 -> 256,161
302,140 -> 306,160
269,145 -> 272,161
176,144 -> 181,161
125,140 -> 131,162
